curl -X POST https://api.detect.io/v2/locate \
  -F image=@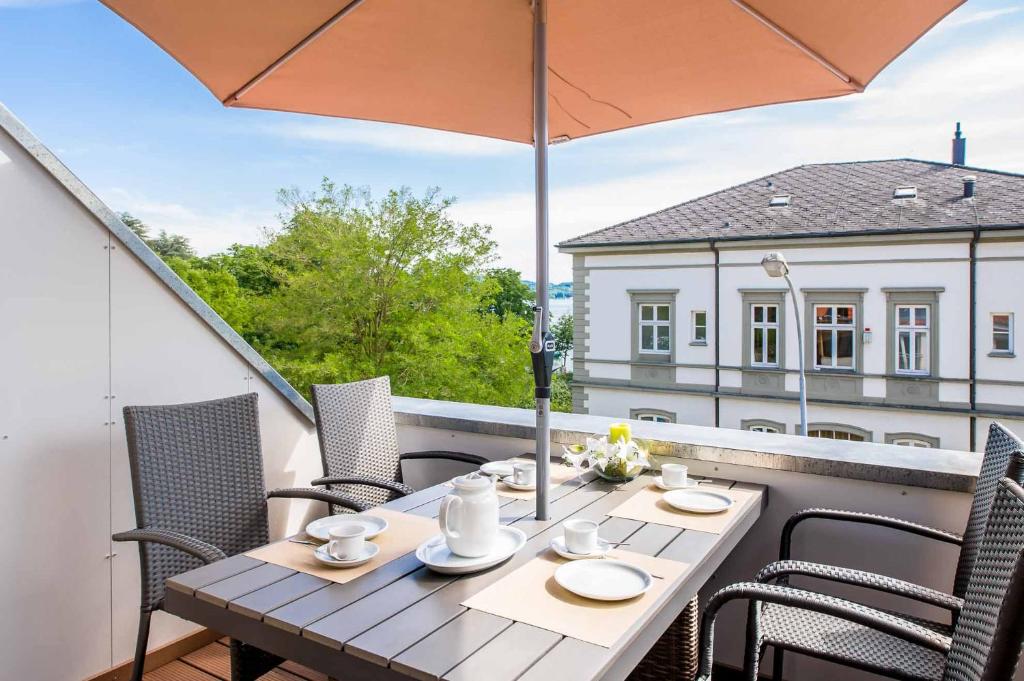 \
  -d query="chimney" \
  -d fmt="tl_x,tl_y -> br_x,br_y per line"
962,175 -> 976,199
952,122 -> 966,165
